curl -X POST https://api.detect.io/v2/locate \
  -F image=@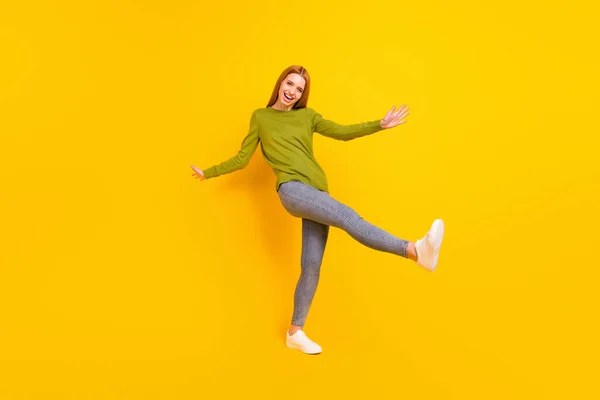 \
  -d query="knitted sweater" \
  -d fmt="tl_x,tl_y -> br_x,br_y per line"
202,106 -> 384,193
